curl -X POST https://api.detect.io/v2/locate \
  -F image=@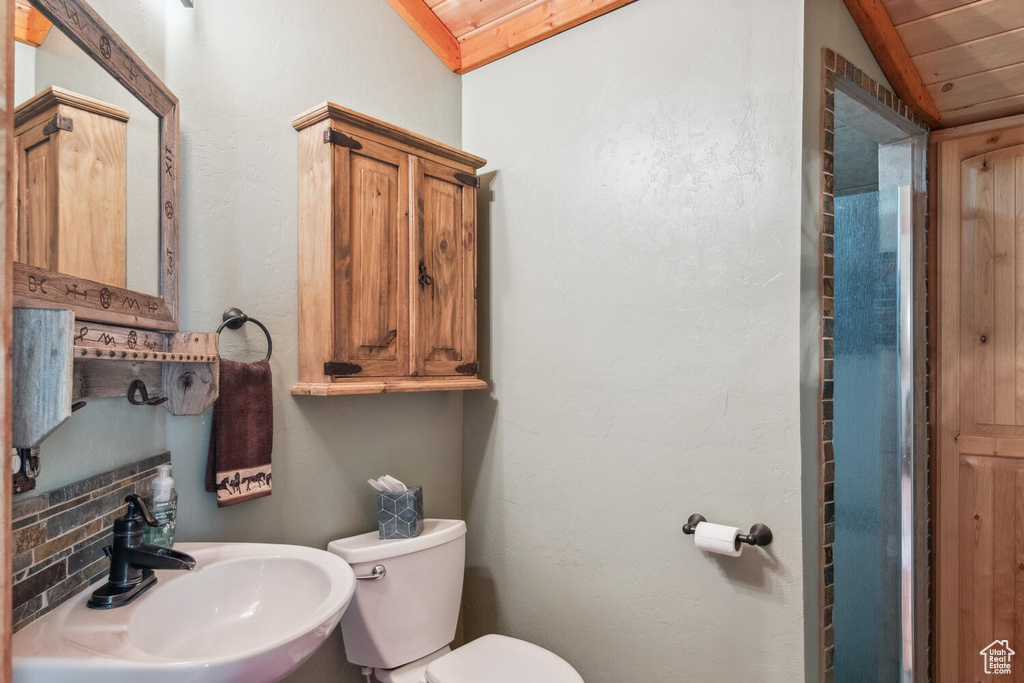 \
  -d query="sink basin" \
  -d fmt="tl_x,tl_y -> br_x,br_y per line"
13,543 -> 356,683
